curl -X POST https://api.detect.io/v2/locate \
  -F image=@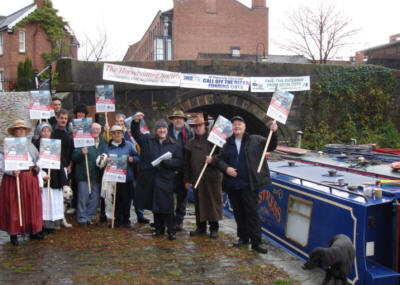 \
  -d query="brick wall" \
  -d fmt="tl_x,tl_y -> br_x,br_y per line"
172,0 -> 268,60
